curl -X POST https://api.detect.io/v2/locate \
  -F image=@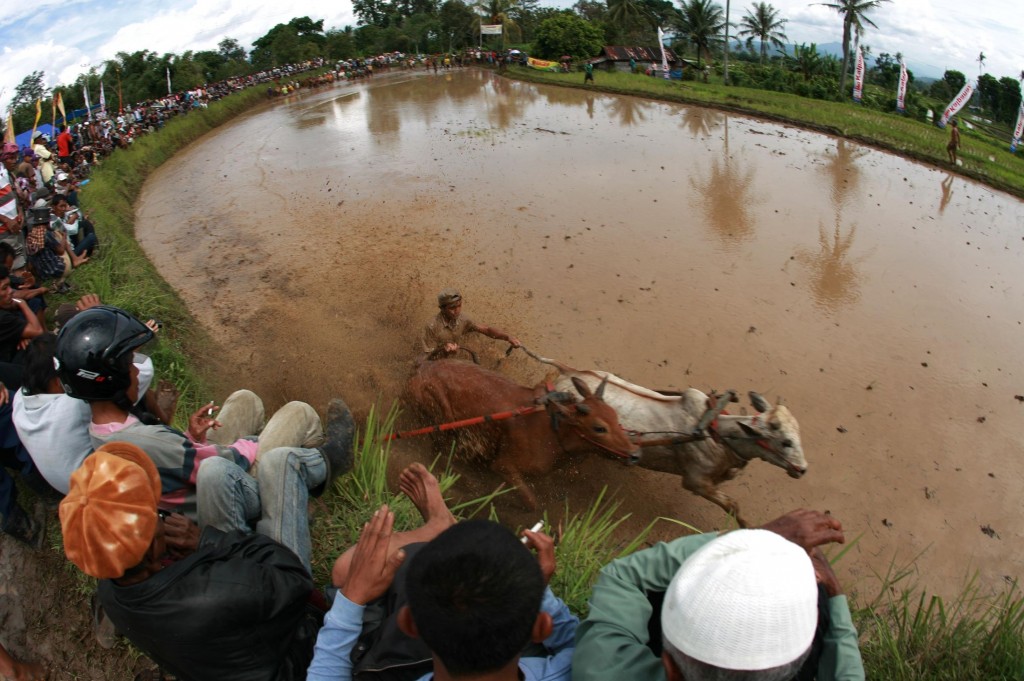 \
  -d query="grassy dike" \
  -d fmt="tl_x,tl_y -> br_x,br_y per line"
507,67 -> 1024,201
69,75 -> 1024,679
